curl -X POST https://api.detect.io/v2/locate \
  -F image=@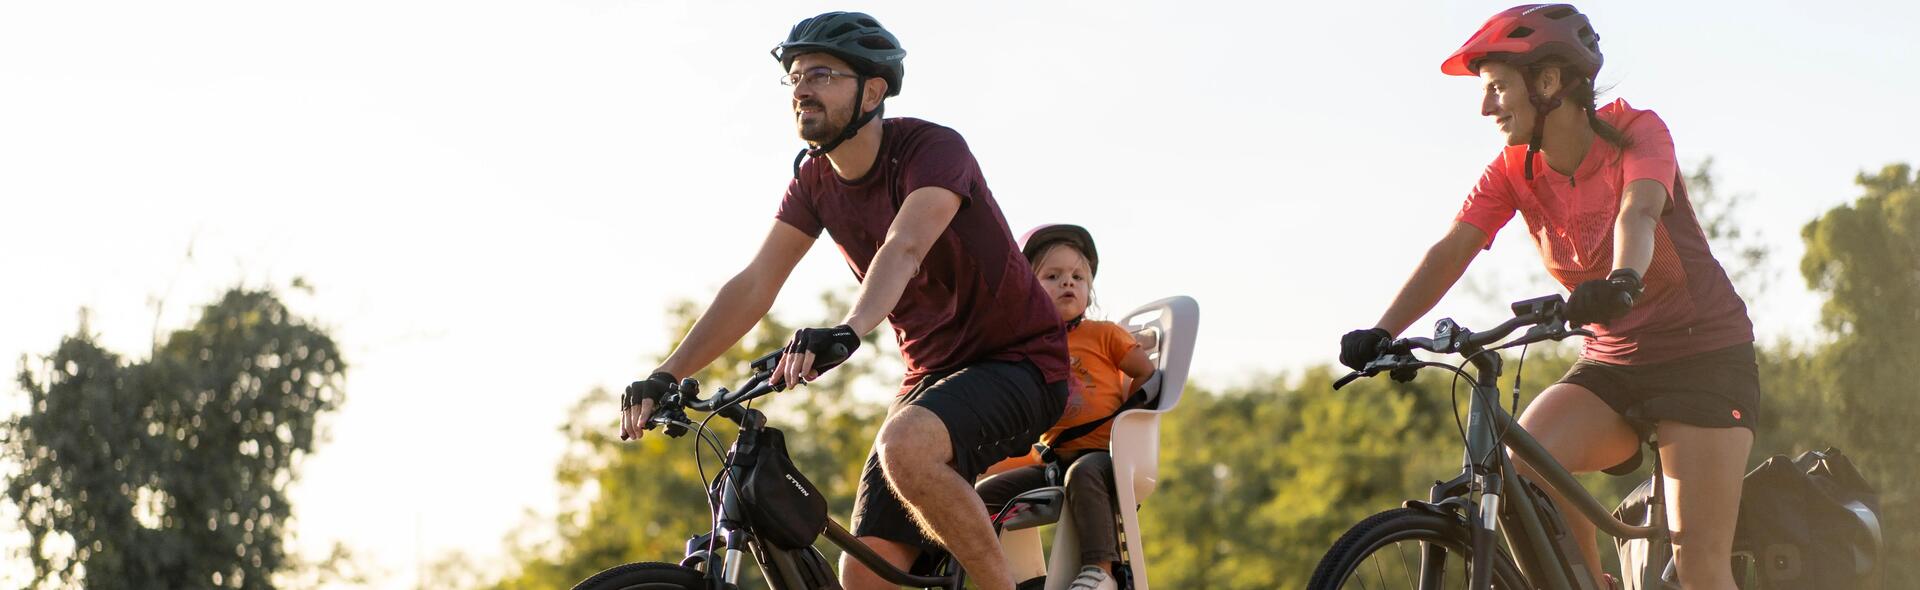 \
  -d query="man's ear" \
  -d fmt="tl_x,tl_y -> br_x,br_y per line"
863,78 -> 888,111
